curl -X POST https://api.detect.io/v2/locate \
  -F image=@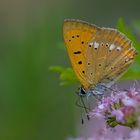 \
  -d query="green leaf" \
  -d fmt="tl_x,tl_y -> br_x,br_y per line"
117,18 -> 140,79
133,20 -> 140,33
117,18 -> 140,61
49,66 -> 78,85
